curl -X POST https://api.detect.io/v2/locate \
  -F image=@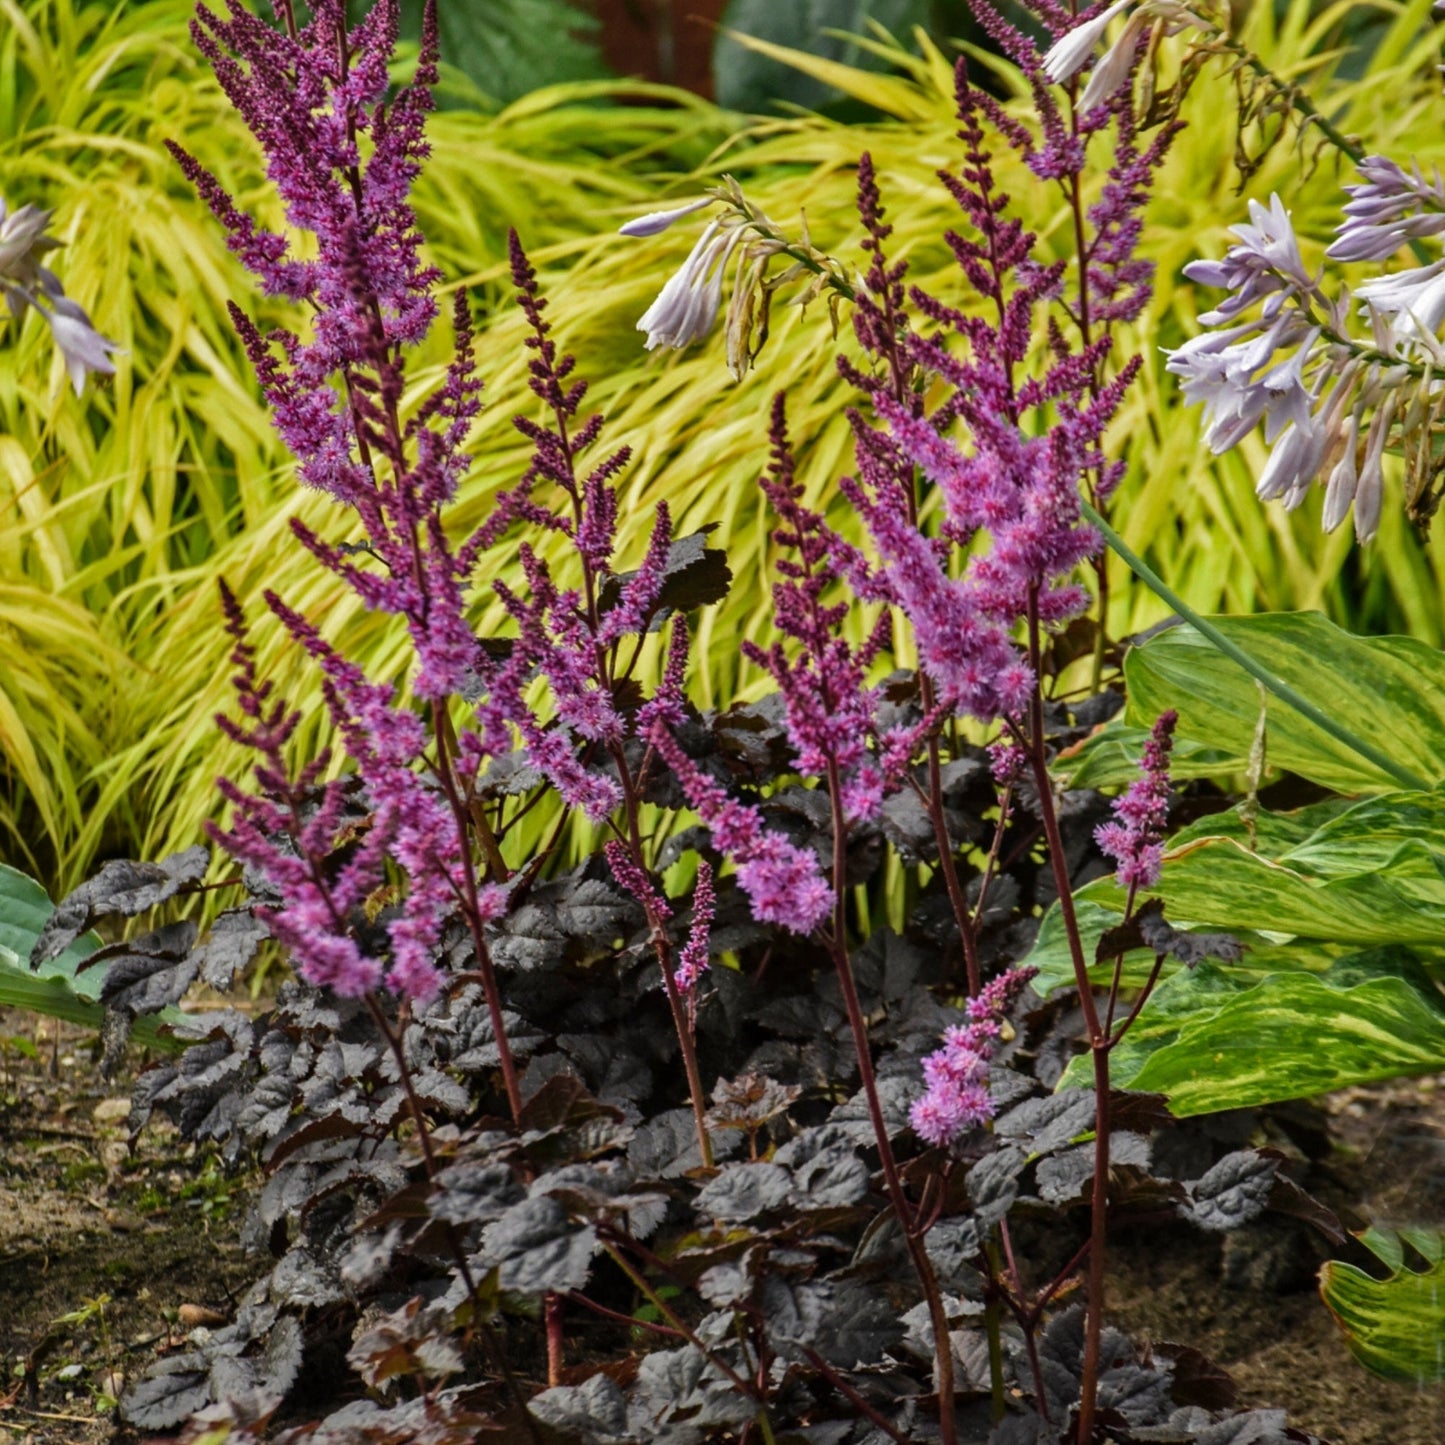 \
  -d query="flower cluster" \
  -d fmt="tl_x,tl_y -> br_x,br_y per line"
650,726 -> 832,934
1042,1 -> 1202,113
629,5 -> 1170,958
620,175 -> 854,379
1096,708 -> 1177,891
0,196 -> 119,392
1168,150 -> 1445,537
909,966 -> 1037,1147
